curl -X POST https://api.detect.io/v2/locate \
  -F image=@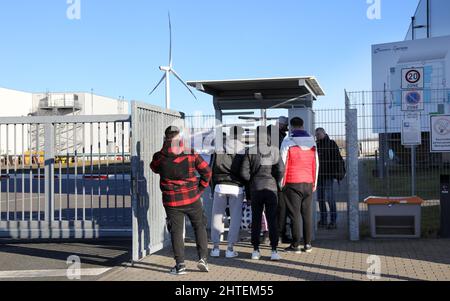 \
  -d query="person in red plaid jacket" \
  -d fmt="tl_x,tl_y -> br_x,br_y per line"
150,126 -> 212,275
